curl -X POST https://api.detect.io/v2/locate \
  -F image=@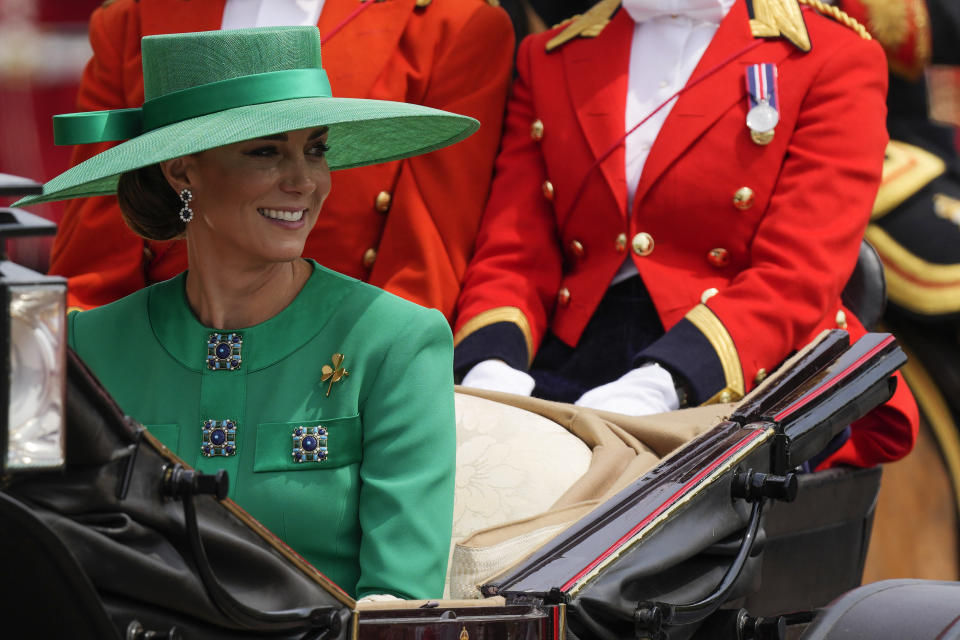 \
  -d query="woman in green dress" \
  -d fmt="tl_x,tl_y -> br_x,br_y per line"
19,26 -> 479,601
